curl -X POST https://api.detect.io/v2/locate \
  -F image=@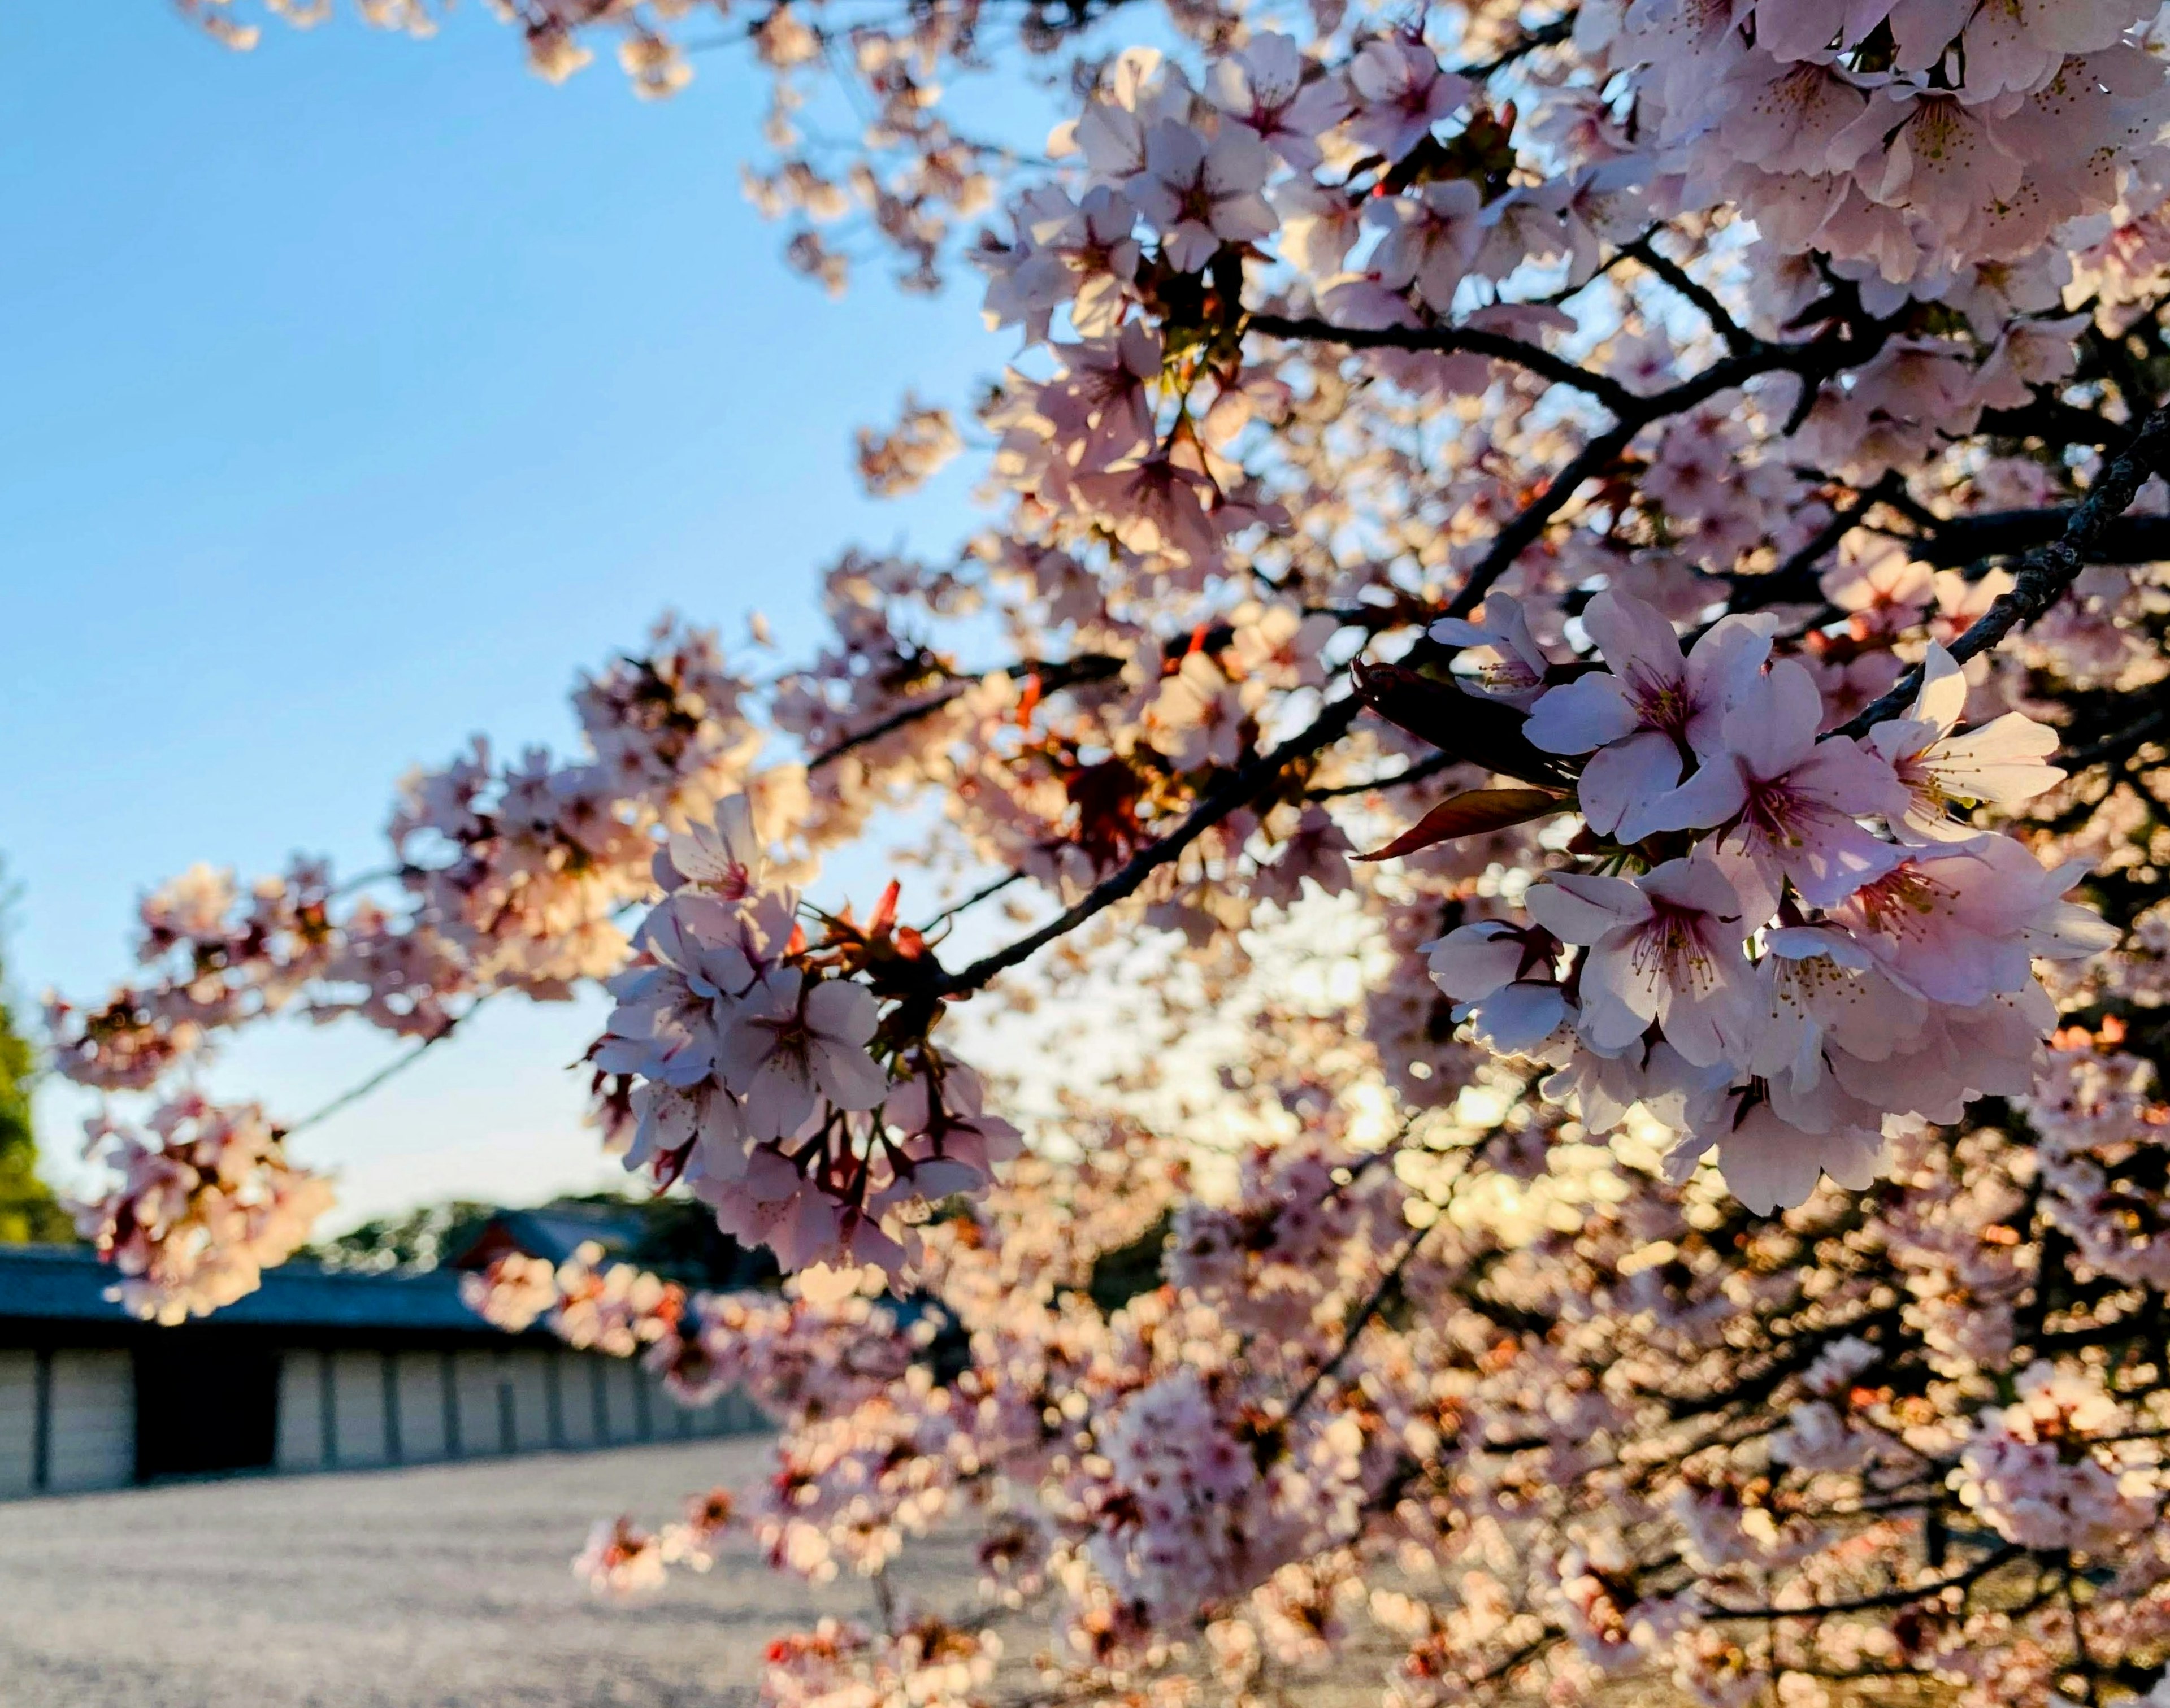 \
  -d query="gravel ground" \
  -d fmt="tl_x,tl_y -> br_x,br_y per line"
0,1438 -> 893,1708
